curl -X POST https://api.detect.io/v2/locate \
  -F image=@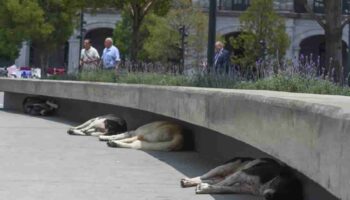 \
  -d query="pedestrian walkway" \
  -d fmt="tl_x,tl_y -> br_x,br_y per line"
0,110 -> 258,200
